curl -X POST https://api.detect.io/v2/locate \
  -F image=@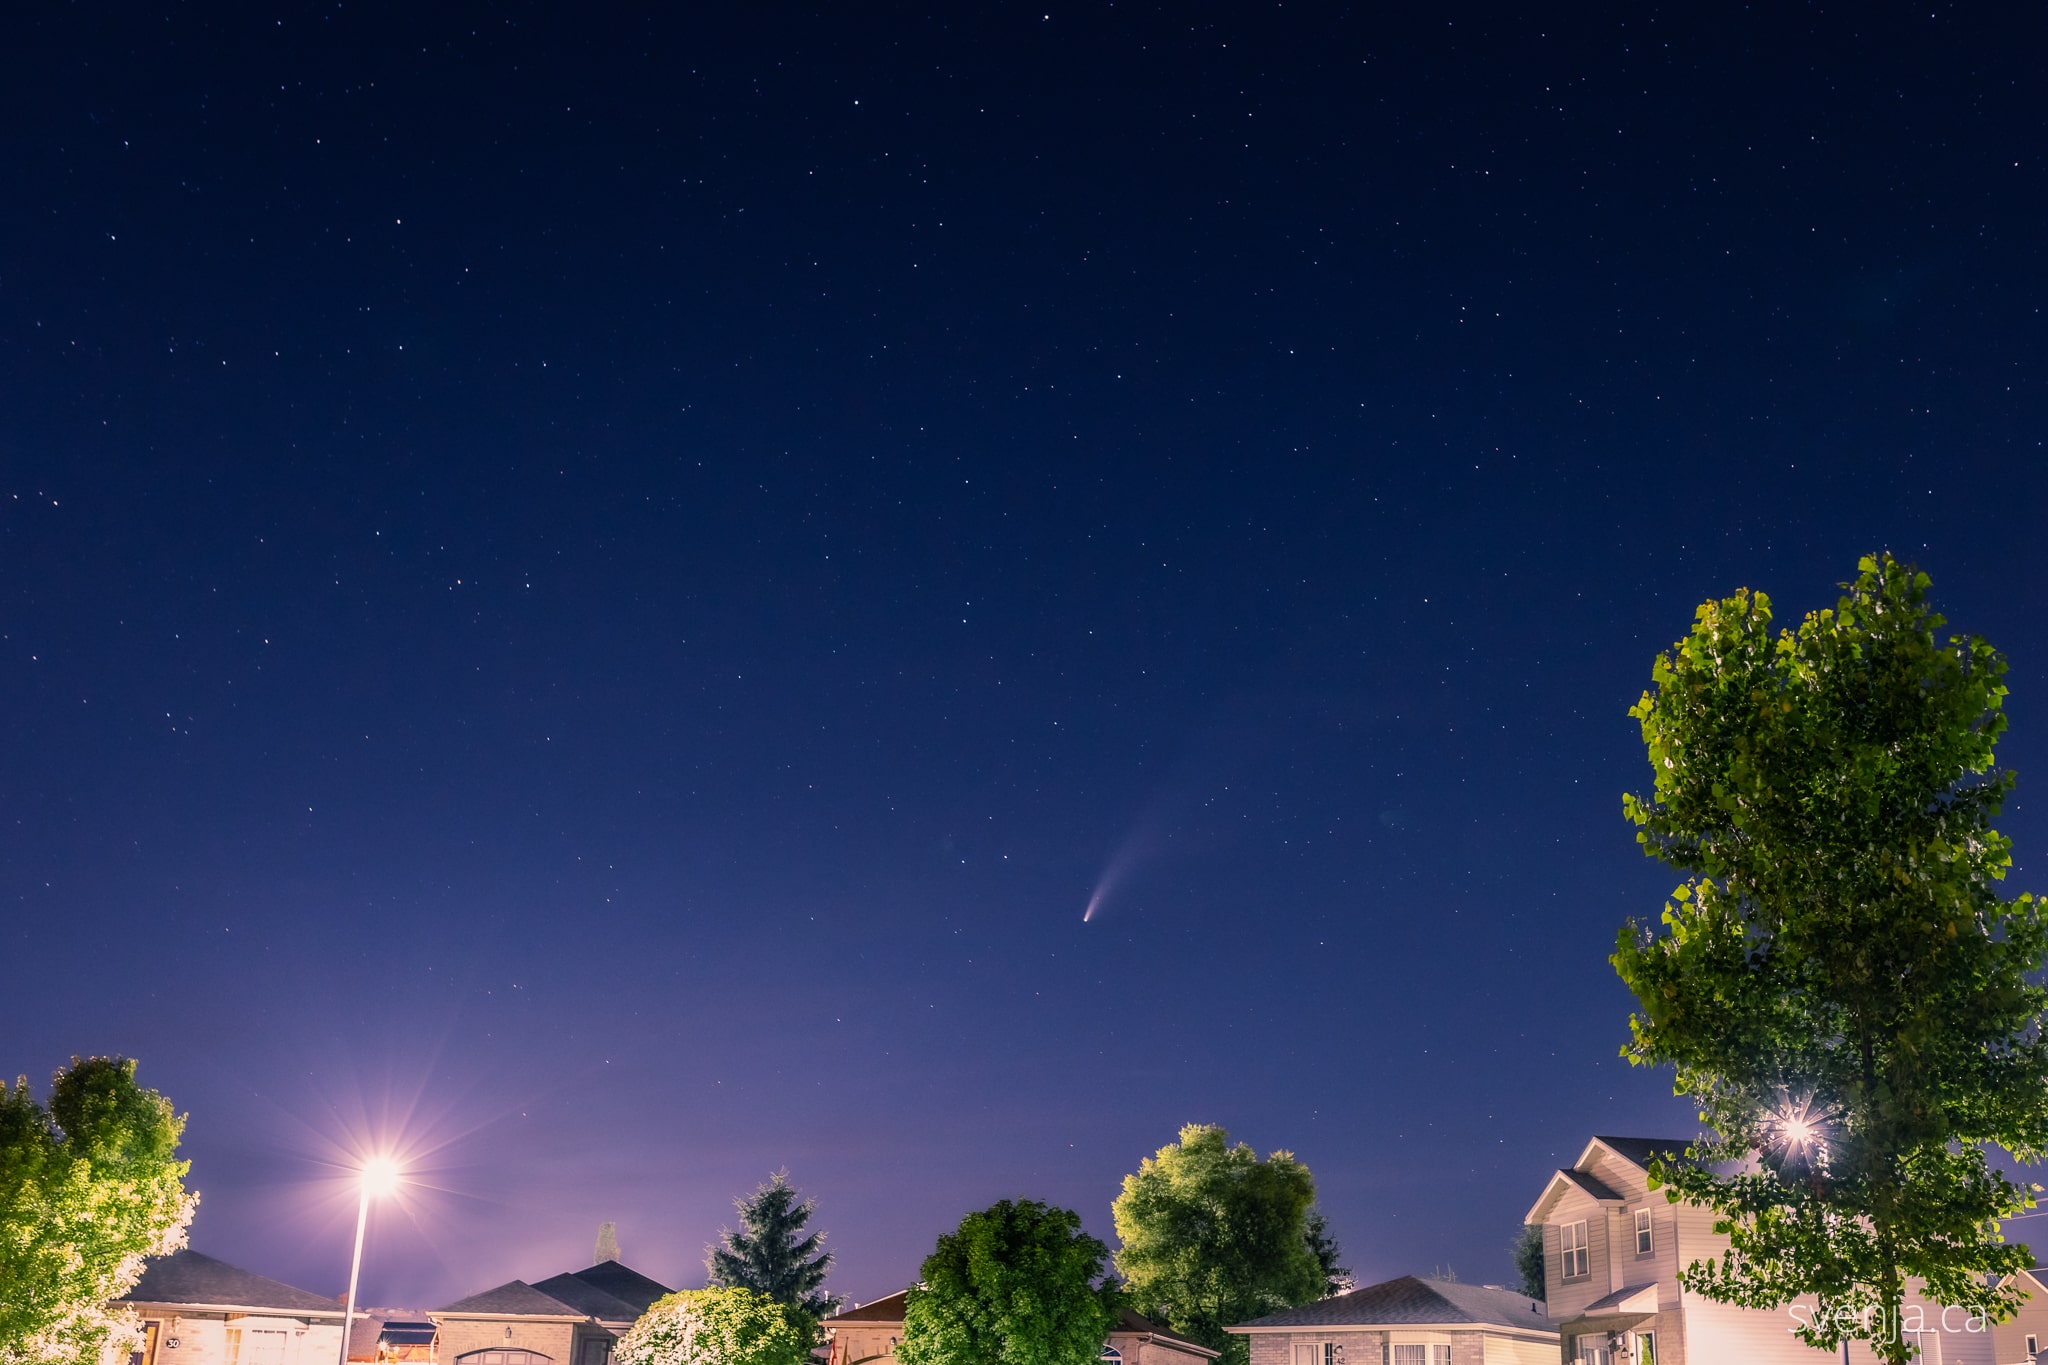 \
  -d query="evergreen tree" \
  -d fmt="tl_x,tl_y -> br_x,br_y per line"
1303,1209 -> 1347,1298
705,1171 -> 841,1342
